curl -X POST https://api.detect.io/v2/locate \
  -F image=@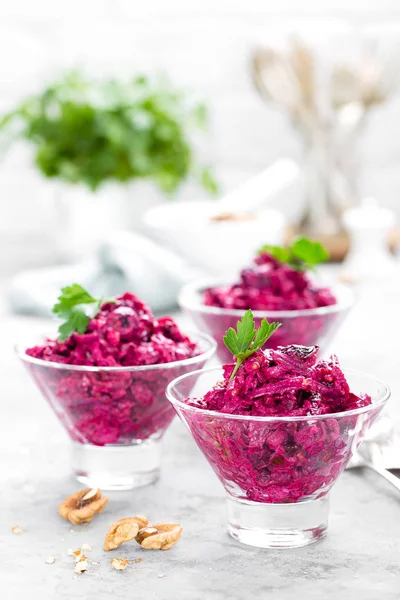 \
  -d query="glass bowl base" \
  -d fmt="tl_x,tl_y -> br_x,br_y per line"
227,495 -> 329,549
72,439 -> 161,491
